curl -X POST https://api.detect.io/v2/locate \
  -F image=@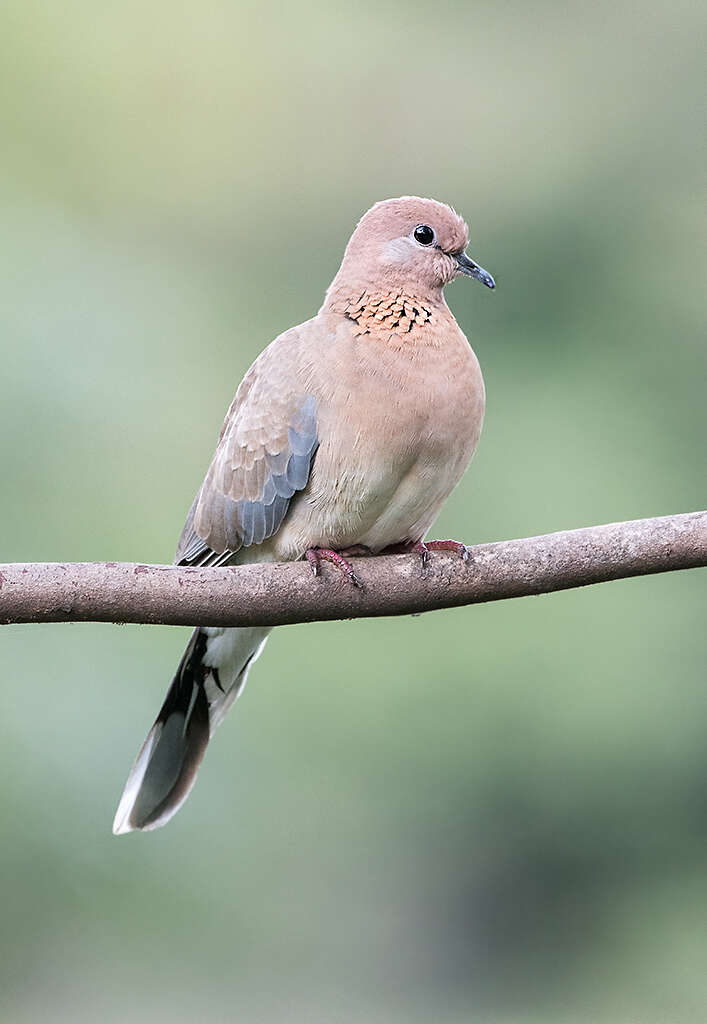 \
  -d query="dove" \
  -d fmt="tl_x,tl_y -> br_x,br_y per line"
113,196 -> 495,834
